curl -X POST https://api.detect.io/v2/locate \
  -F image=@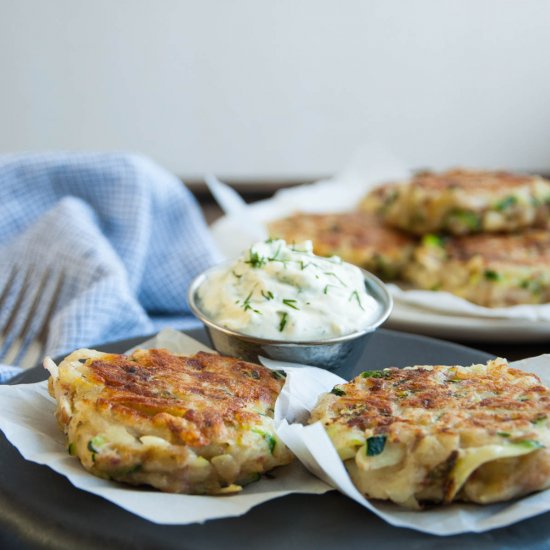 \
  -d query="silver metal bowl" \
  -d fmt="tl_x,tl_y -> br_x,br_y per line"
188,265 -> 393,375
